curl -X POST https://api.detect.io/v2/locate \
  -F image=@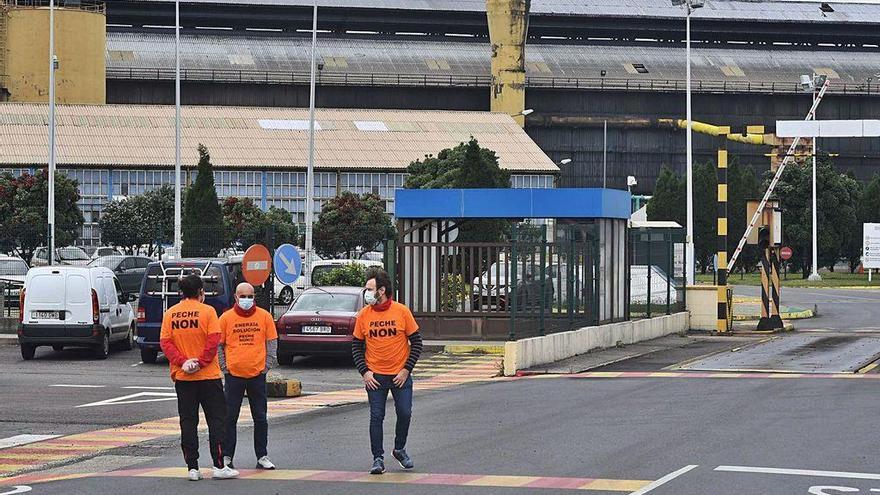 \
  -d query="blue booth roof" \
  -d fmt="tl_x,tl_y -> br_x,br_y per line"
394,188 -> 631,220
